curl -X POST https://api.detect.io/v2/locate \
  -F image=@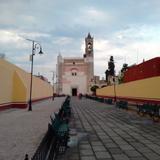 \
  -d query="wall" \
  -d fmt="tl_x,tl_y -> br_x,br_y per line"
12,71 -> 27,103
124,57 -> 160,83
61,59 -> 88,95
96,76 -> 160,104
0,60 -> 14,106
62,71 -> 87,95
0,59 -> 53,110
31,76 -> 53,100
